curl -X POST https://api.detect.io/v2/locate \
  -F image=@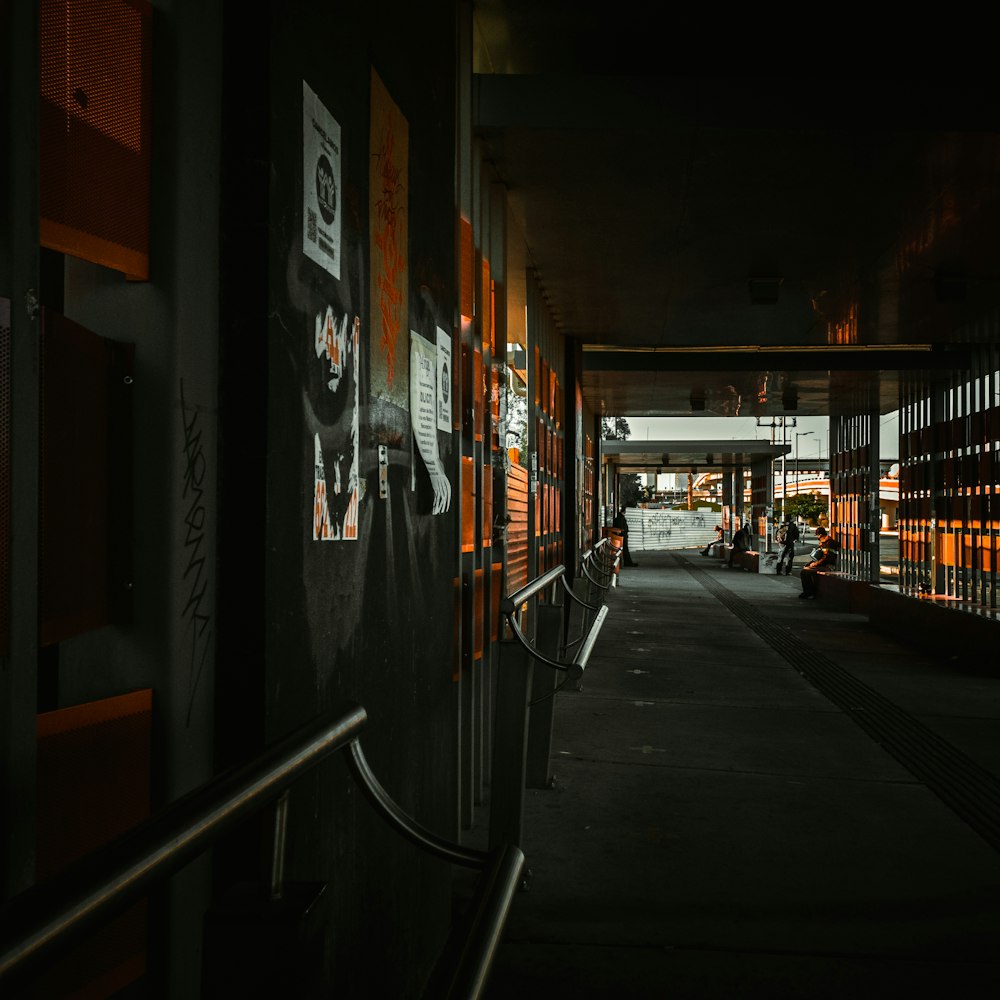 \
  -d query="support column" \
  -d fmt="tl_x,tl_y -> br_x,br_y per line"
868,398 -> 881,584
721,466 -> 734,538
1,0 -> 41,899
